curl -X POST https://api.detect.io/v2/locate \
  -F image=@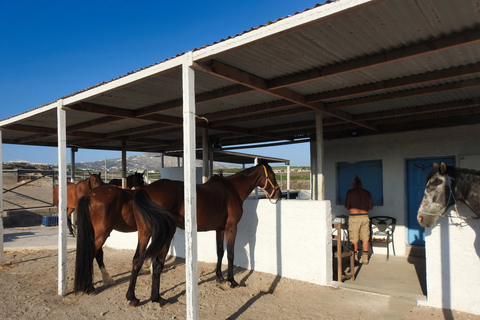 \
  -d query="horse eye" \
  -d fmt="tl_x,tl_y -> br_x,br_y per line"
432,178 -> 443,186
